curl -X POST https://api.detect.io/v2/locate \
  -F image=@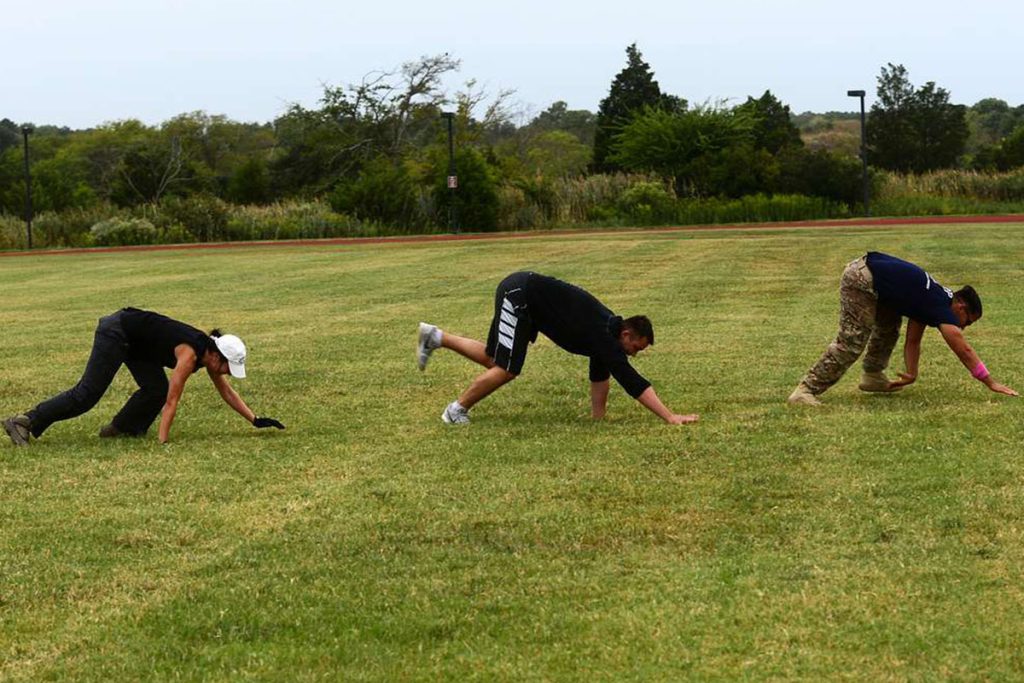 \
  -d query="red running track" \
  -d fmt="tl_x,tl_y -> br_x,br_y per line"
2,214 -> 1023,258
